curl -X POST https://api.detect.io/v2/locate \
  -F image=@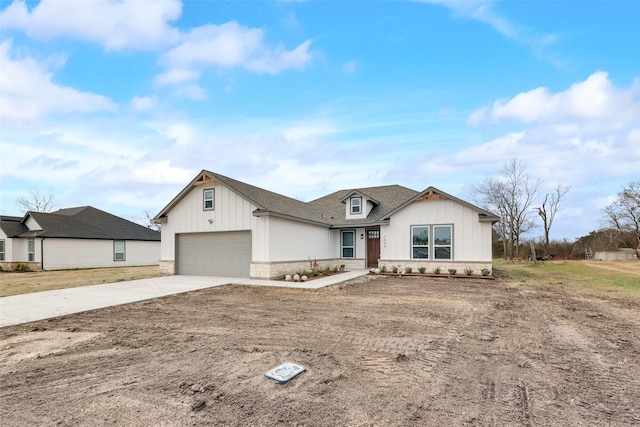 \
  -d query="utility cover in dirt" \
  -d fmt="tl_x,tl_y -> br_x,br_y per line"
265,362 -> 305,384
